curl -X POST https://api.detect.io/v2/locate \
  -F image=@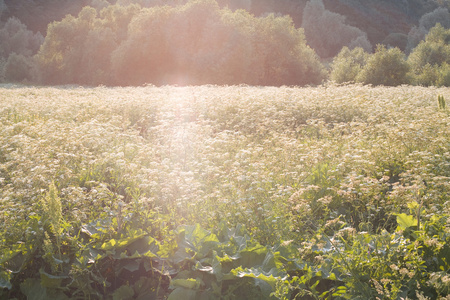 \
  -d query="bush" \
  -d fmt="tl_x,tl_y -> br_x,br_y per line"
357,45 -> 410,86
